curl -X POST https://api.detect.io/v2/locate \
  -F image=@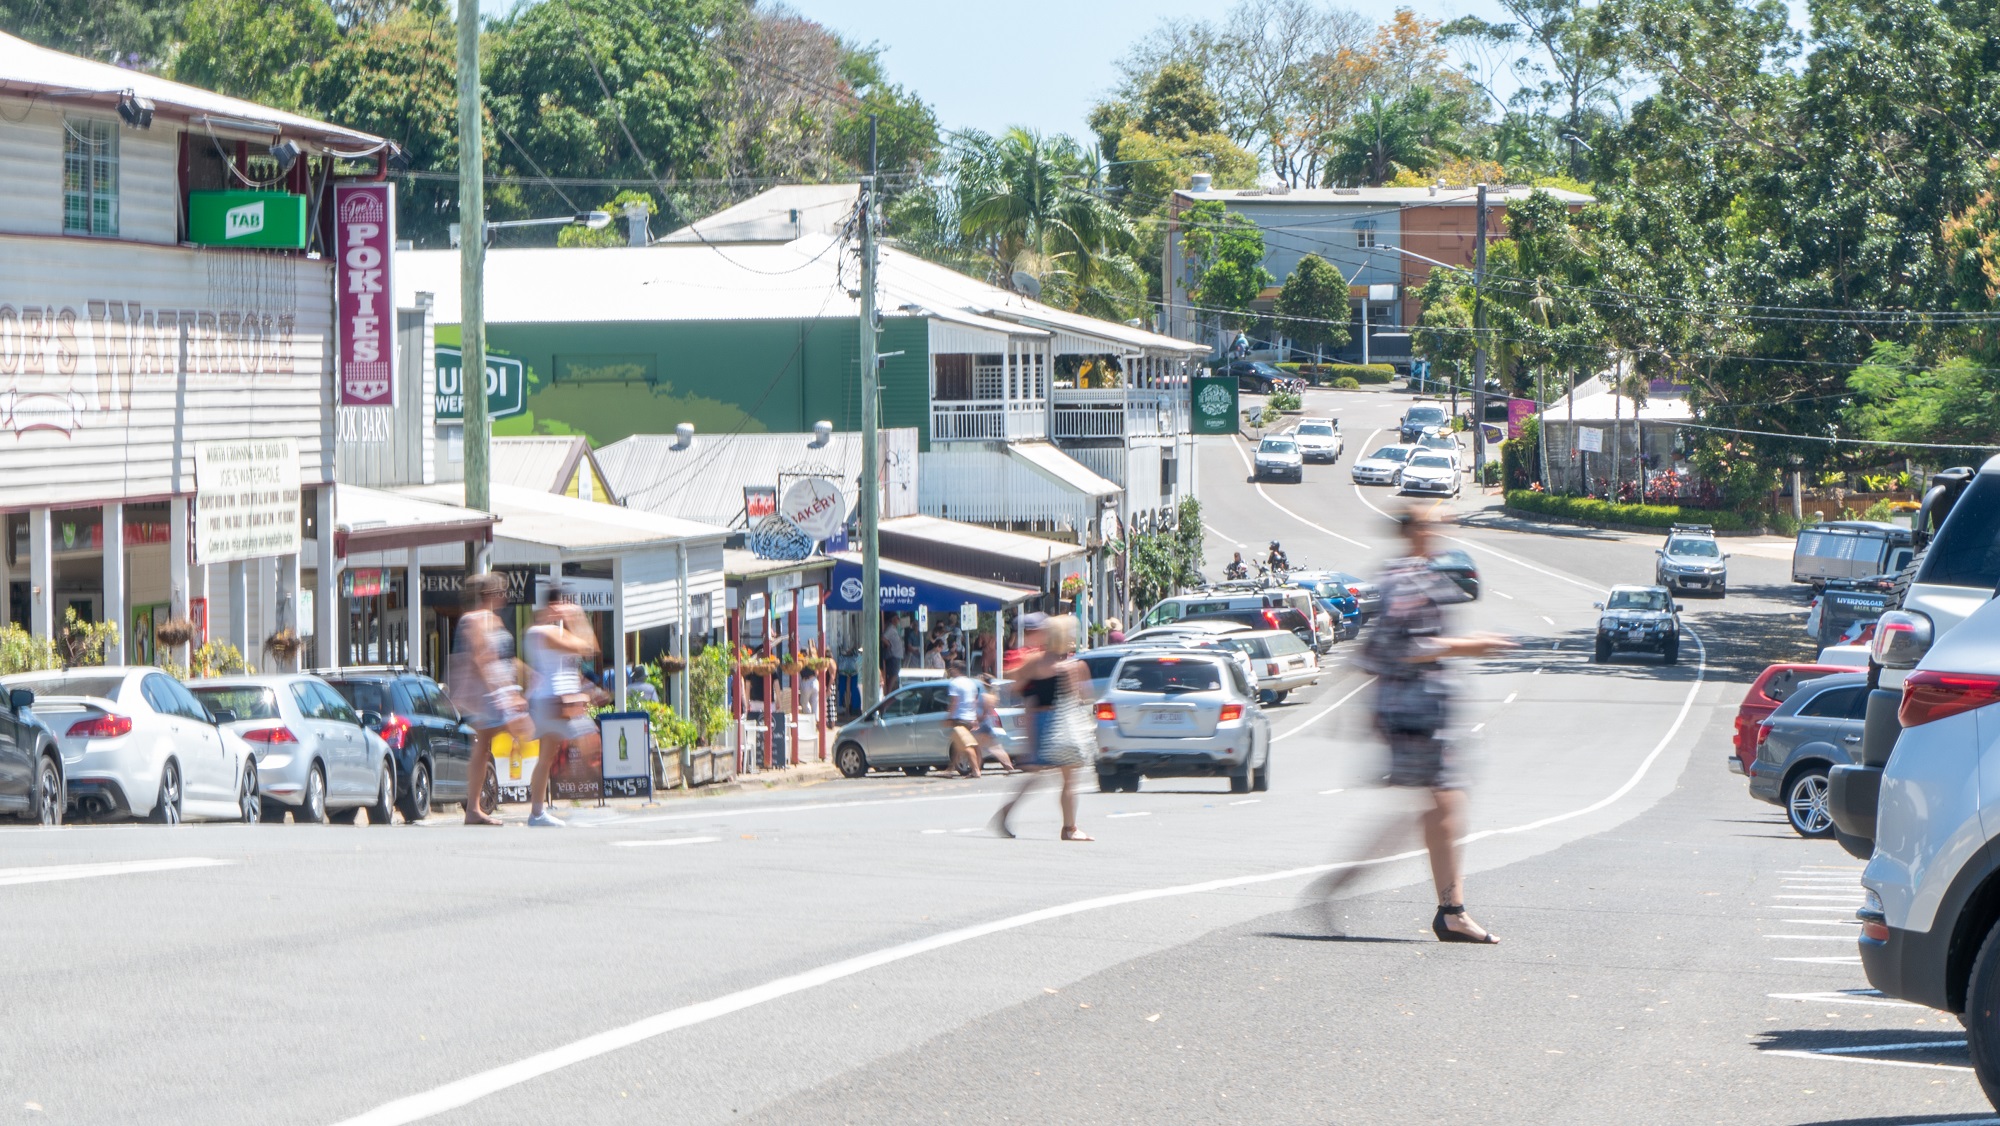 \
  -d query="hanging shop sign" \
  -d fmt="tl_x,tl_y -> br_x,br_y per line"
193,438 -> 301,565
744,486 -> 777,520
434,347 -> 526,420
420,566 -> 537,606
780,476 -> 845,541
1191,375 -> 1237,436
187,191 -> 309,249
333,182 -> 396,408
747,514 -> 814,561
343,568 -> 383,599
